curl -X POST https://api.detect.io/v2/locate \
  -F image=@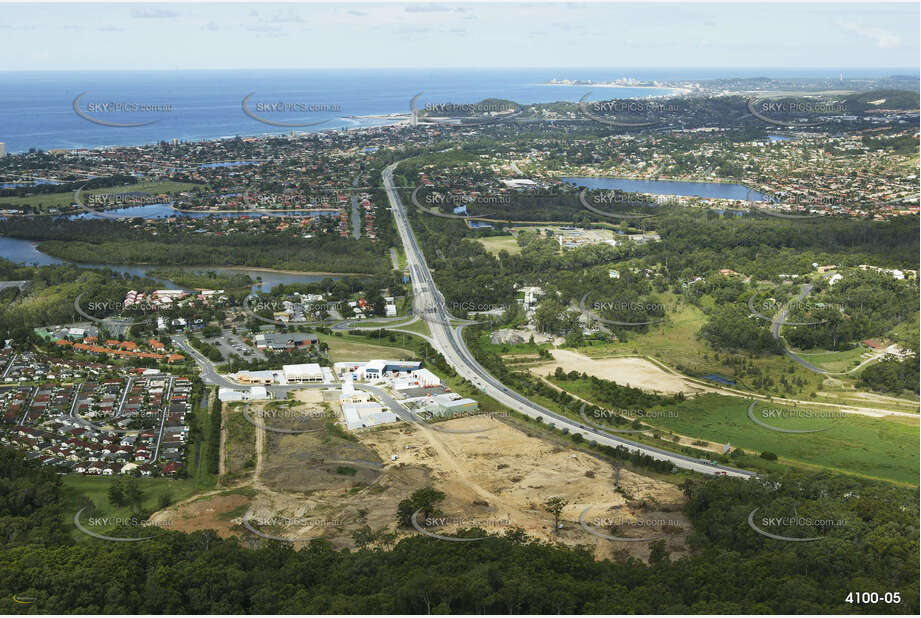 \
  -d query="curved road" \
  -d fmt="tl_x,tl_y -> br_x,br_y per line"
772,283 -> 828,373
383,162 -> 754,479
